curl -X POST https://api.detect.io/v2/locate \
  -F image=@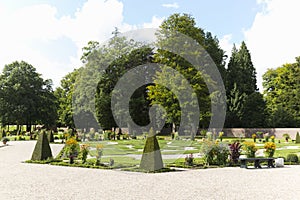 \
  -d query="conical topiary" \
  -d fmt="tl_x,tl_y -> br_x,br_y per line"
48,130 -> 54,143
31,130 -> 53,160
140,128 -> 163,171
296,132 -> 300,144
